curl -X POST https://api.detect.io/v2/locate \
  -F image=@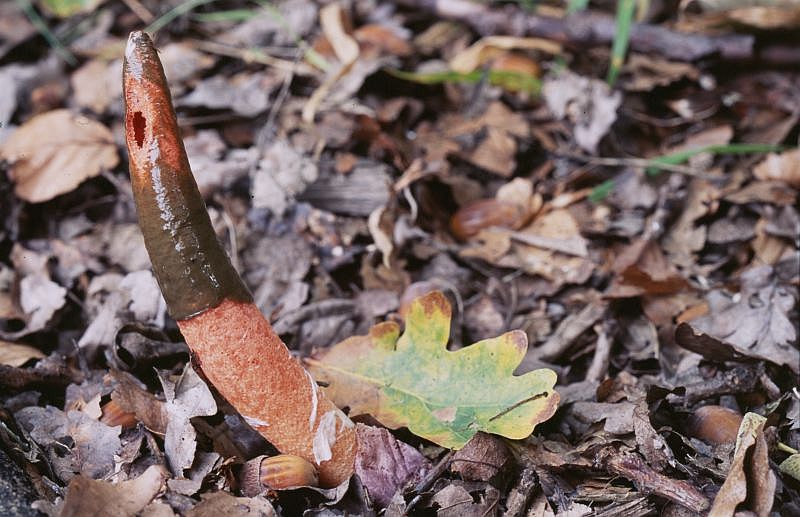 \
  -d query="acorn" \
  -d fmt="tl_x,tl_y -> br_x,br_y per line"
240,454 -> 320,496
686,405 -> 743,446
450,199 -> 525,241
